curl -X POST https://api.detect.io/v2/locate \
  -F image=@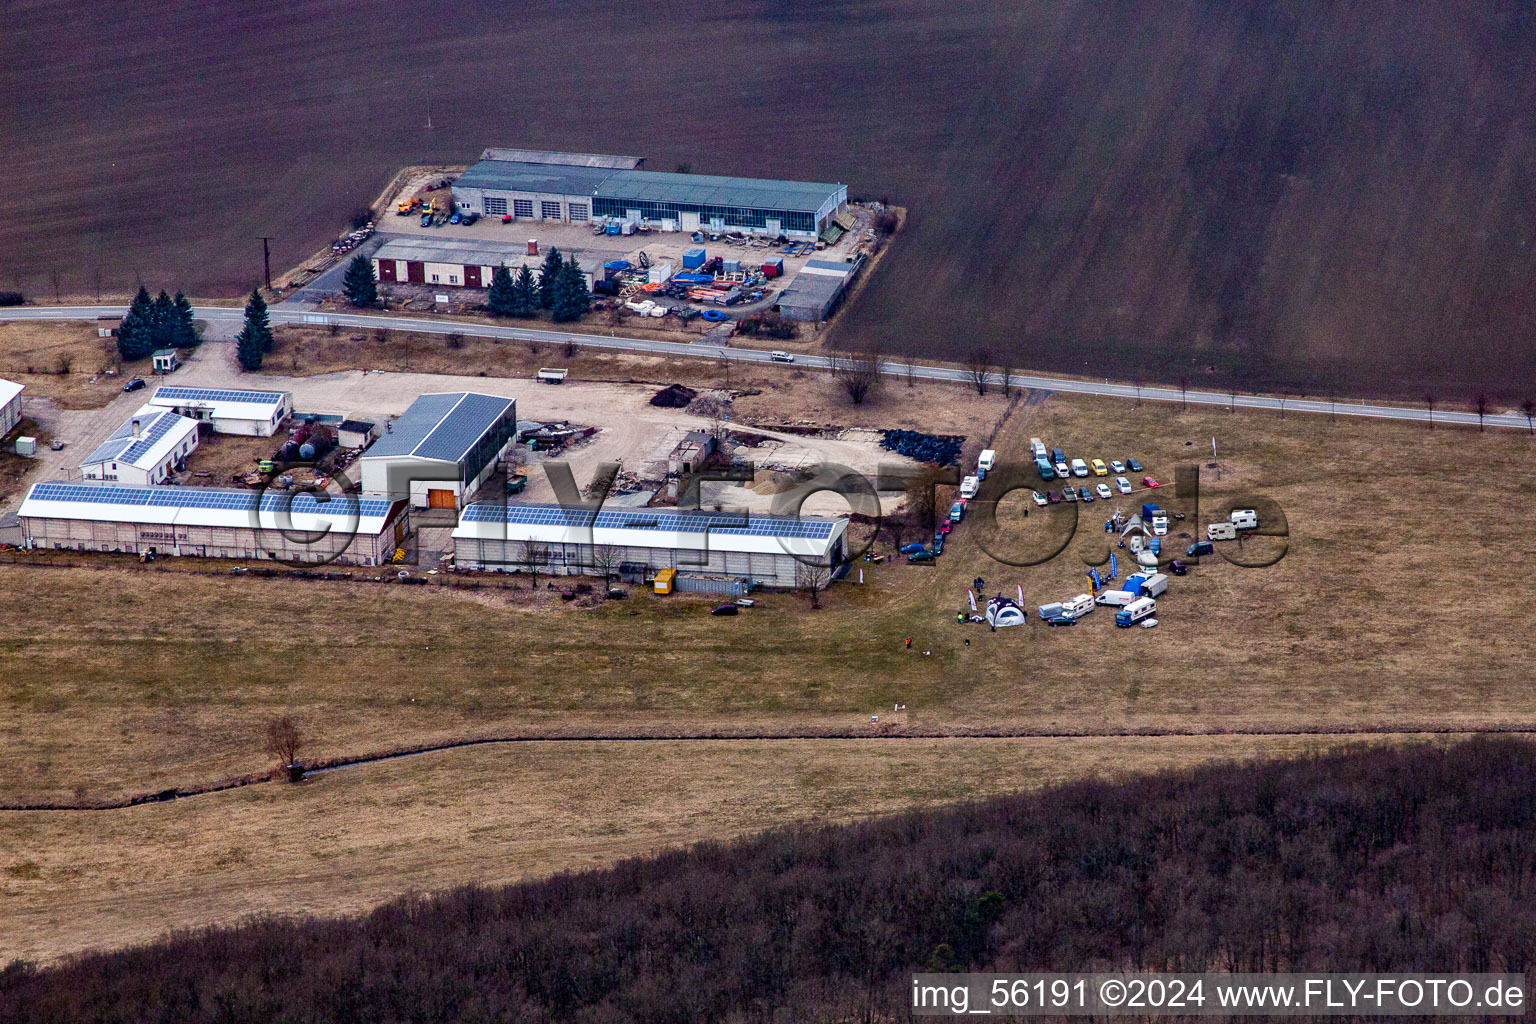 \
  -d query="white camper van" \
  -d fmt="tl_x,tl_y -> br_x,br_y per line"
1061,593 -> 1095,619
1207,521 -> 1238,541
960,475 -> 980,499
1231,509 -> 1259,530
978,449 -> 997,472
